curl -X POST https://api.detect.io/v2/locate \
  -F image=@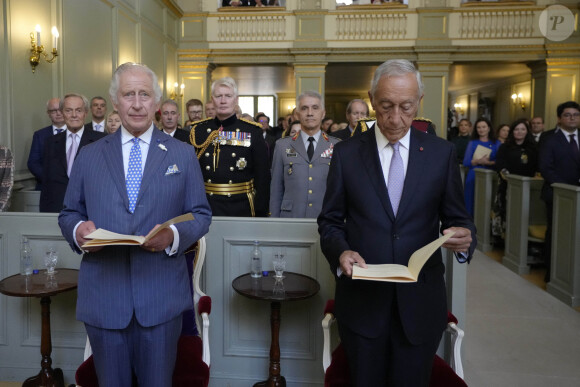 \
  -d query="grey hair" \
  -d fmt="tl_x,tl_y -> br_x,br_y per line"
346,98 -> 369,115
297,90 -> 324,106
46,97 -> 60,109
161,99 -> 179,110
370,59 -> 424,99
91,96 -> 107,105
59,93 -> 90,112
109,62 -> 162,105
211,77 -> 238,98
